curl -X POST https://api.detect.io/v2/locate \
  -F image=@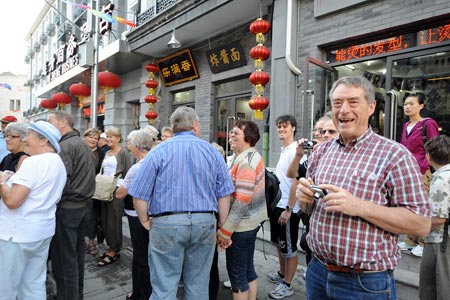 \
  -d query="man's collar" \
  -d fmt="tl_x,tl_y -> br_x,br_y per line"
336,127 -> 373,147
